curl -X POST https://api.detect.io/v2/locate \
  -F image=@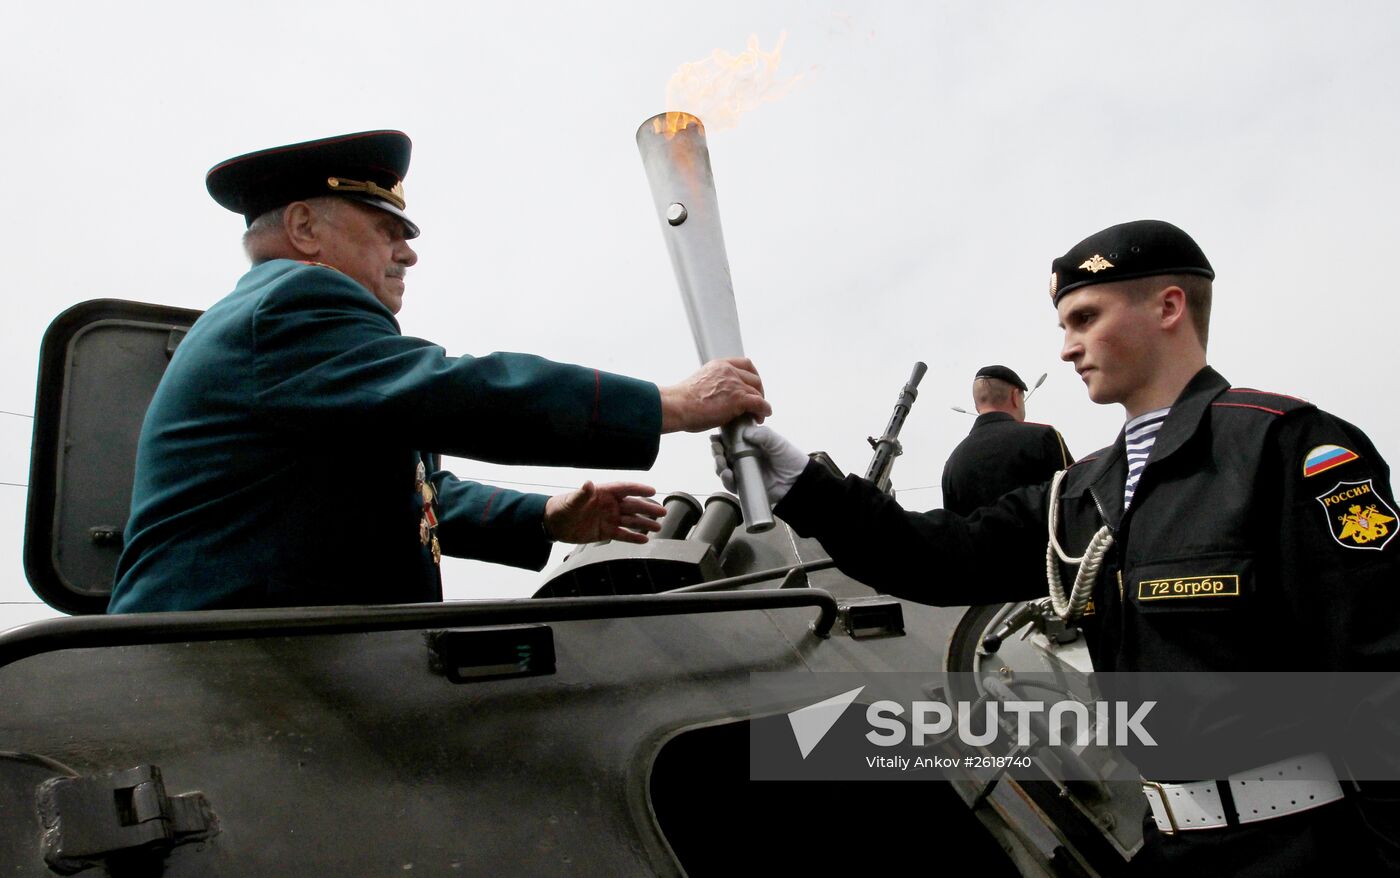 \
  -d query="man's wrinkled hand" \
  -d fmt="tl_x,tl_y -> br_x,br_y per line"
543,481 -> 666,545
710,425 -> 809,505
660,357 -> 771,433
